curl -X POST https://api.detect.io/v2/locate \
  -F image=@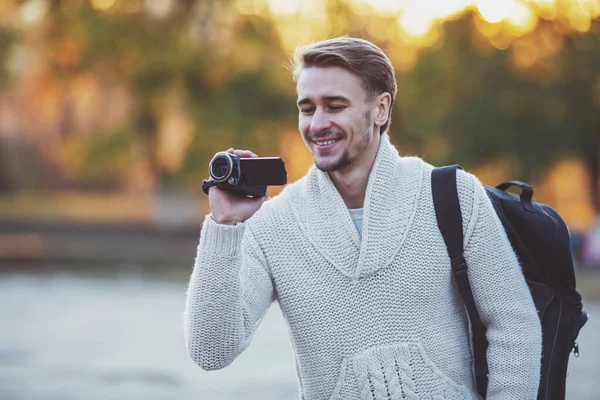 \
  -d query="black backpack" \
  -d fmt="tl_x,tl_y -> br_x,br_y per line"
431,165 -> 588,400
